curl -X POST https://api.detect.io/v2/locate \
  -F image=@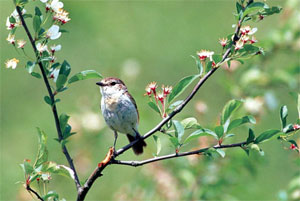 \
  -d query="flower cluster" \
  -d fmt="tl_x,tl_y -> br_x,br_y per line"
5,9 -> 26,30
197,50 -> 214,61
235,26 -> 258,50
5,58 -> 19,69
41,0 -> 71,25
145,82 -> 172,118
4,0 -> 69,70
